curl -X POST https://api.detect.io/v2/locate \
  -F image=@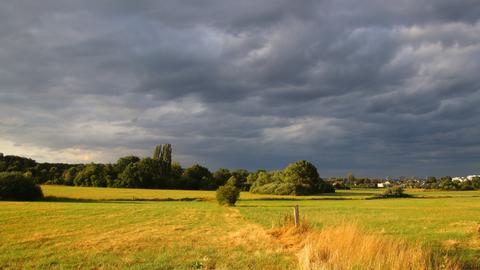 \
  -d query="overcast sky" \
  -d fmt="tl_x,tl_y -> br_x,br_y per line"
1,0 -> 480,177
